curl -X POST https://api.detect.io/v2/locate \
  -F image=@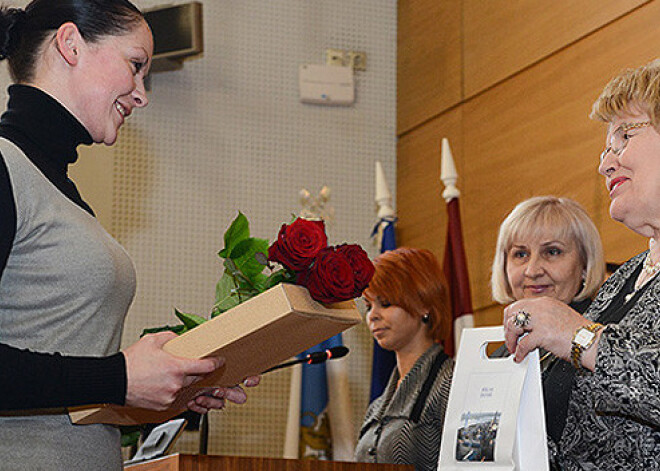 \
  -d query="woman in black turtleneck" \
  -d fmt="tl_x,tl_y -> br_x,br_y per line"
0,2 -> 252,425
